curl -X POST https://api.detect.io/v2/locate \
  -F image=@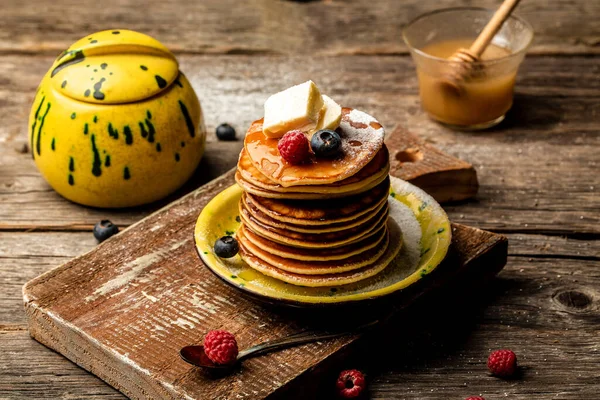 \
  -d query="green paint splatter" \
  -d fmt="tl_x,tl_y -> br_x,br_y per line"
203,251 -> 208,255
68,174 -> 74,186
108,123 -> 118,139
225,230 -> 234,235
155,75 -> 167,89
437,227 -> 445,234
178,100 -> 195,138
93,115 -> 98,123
156,143 -> 162,152
235,216 -> 241,223
146,110 -> 152,119
70,112 -> 76,120
231,275 -> 237,279
139,122 -> 148,138
123,167 -> 131,180
123,125 -> 133,145
175,153 -> 180,162
390,192 -> 396,198
180,141 -> 185,147
30,96 -> 45,159
91,134 -> 102,177
420,248 -> 430,257
84,123 -> 89,135
69,157 -> 75,172
419,202 -> 429,212
140,65 -> 148,71
51,138 -> 55,151
145,119 -> 155,143
36,102 -> 51,156
105,155 -> 111,167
